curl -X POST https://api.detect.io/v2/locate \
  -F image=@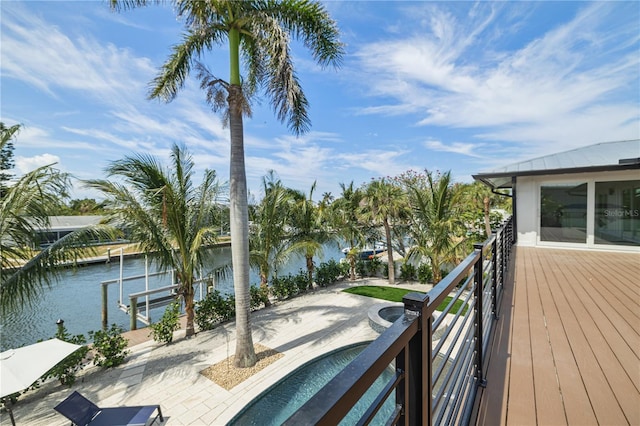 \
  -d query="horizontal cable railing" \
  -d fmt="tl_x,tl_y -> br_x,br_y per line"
283,216 -> 514,426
